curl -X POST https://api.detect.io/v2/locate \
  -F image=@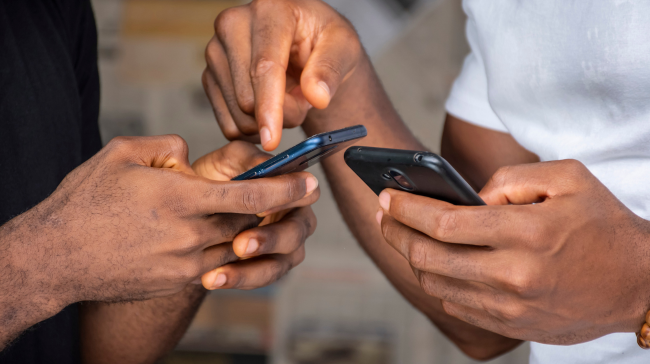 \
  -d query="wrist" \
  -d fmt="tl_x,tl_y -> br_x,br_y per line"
0,203 -> 76,313
621,218 -> 650,333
